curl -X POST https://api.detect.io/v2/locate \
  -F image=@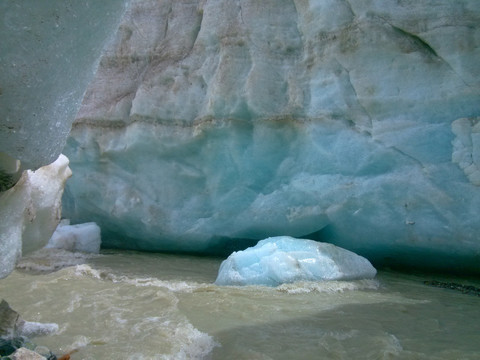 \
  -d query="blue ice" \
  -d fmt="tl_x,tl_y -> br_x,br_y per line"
215,236 -> 377,286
